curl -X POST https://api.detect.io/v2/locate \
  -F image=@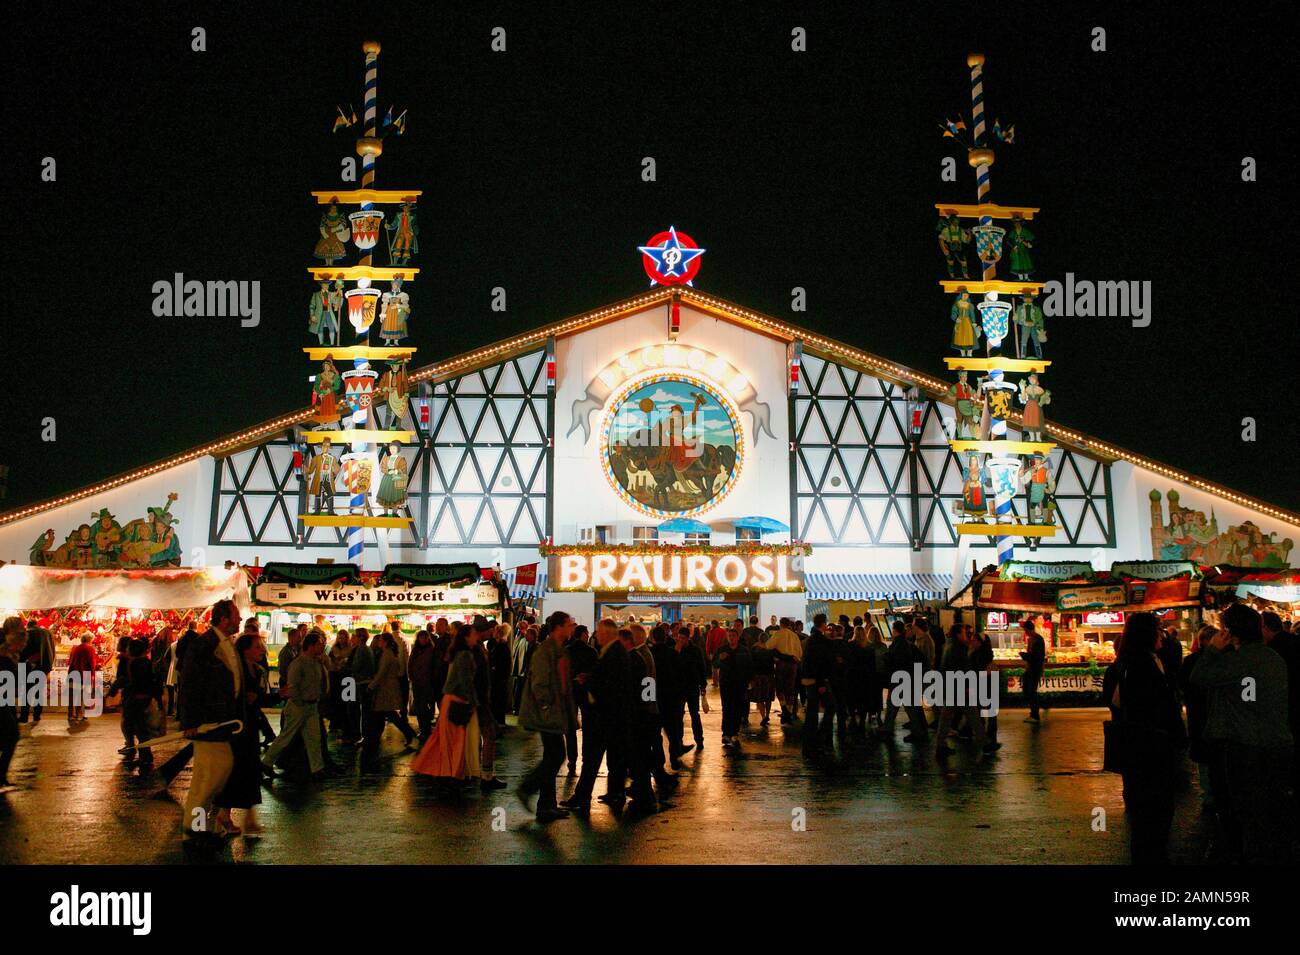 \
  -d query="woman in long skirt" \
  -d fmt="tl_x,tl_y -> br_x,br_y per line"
411,626 -> 481,797
215,633 -> 266,837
